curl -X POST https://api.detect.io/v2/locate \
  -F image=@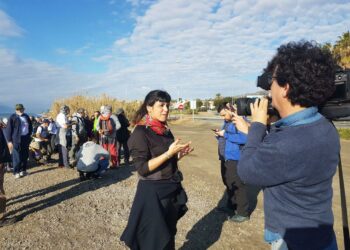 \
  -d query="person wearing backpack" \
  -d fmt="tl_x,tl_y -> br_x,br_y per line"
69,108 -> 88,167
97,105 -> 121,168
